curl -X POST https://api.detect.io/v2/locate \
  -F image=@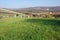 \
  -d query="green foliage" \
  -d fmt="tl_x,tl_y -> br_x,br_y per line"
0,18 -> 60,40
16,14 -> 19,16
